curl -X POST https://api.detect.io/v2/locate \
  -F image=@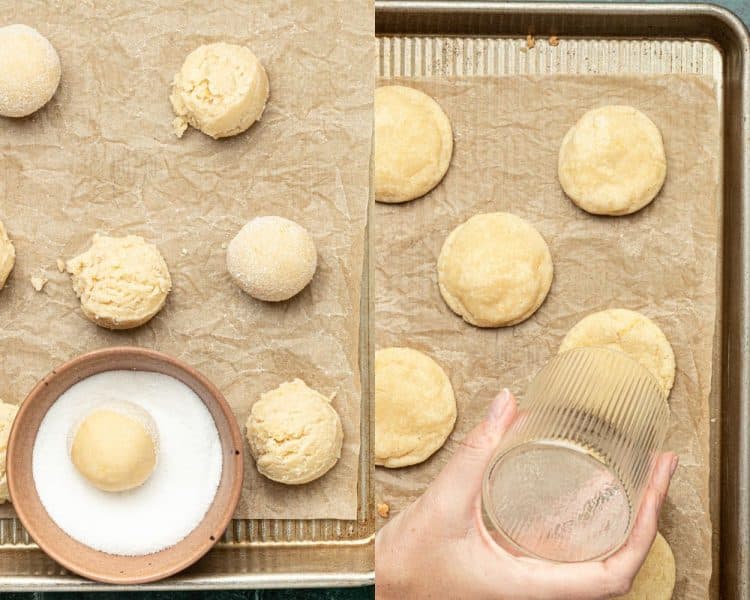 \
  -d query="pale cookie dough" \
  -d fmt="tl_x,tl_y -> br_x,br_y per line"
0,24 -> 61,118
246,379 -> 343,485
0,400 -> 18,503
375,85 -> 453,203
559,308 -> 676,395
437,212 -> 553,328
558,105 -> 667,216
0,221 -> 15,290
375,347 -> 456,468
227,216 -> 317,302
70,402 -> 159,493
170,42 -> 269,139
66,234 -> 172,330
616,532 -> 675,600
